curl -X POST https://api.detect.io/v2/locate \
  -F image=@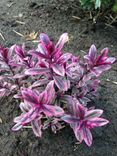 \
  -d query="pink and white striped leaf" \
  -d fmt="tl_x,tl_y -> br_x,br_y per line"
55,33 -> 69,52
85,109 -> 103,120
25,67 -> 50,75
51,64 -> 65,76
31,117 -> 42,137
83,127 -> 93,146
43,104 -> 64,117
